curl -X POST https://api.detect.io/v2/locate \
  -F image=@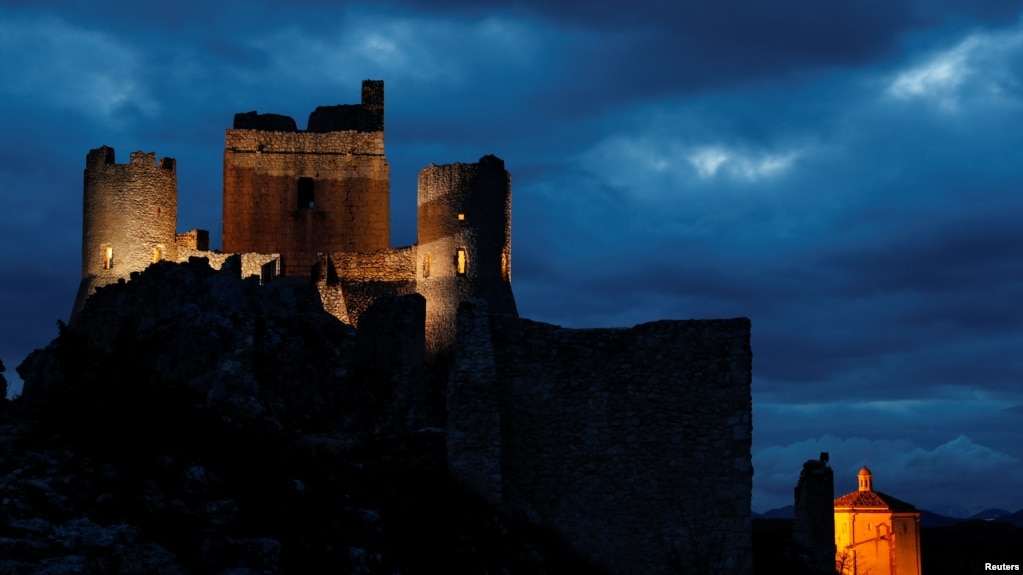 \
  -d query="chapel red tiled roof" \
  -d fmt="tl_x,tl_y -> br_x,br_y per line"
834,489 -> 917,512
